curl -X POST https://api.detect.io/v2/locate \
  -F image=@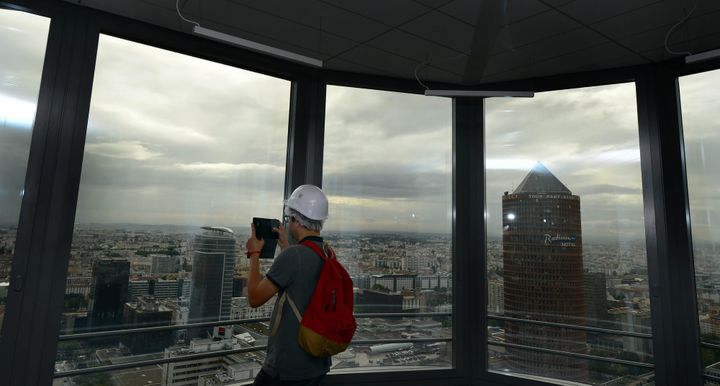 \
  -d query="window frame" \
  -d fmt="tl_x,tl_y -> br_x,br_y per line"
1,0 -> 719,385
